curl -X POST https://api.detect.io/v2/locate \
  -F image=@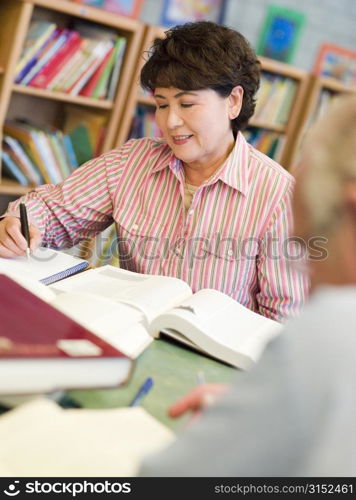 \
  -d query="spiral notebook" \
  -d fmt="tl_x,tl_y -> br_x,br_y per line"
0,247 -> 89,285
